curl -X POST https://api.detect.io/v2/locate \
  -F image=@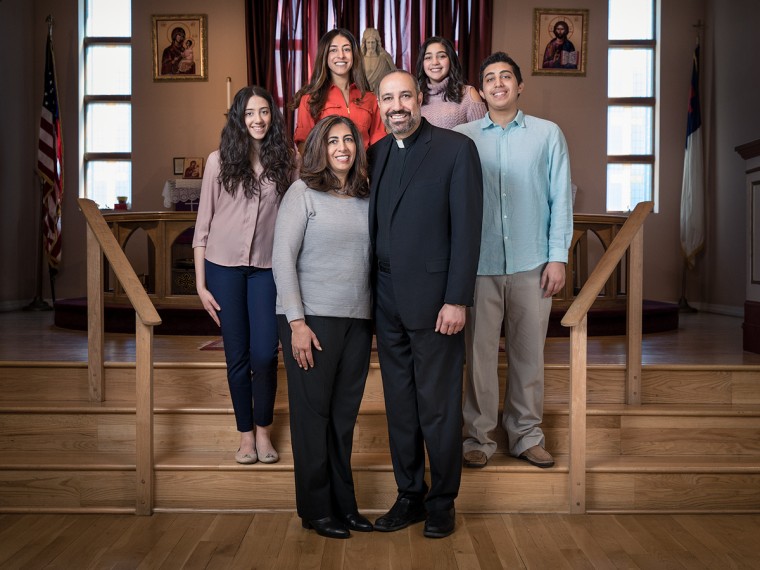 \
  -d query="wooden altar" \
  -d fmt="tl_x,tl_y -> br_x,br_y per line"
100,210 -> 630,311
102,211 -> 199,307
